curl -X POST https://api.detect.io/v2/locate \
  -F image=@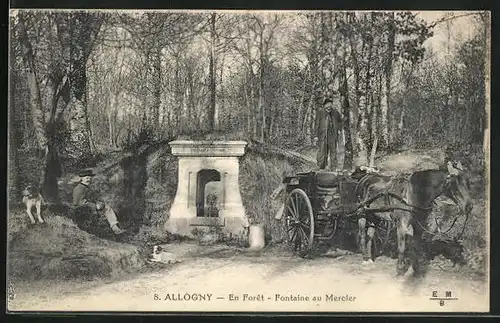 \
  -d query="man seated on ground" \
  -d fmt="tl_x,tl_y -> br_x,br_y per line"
72,169 -> 126,235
